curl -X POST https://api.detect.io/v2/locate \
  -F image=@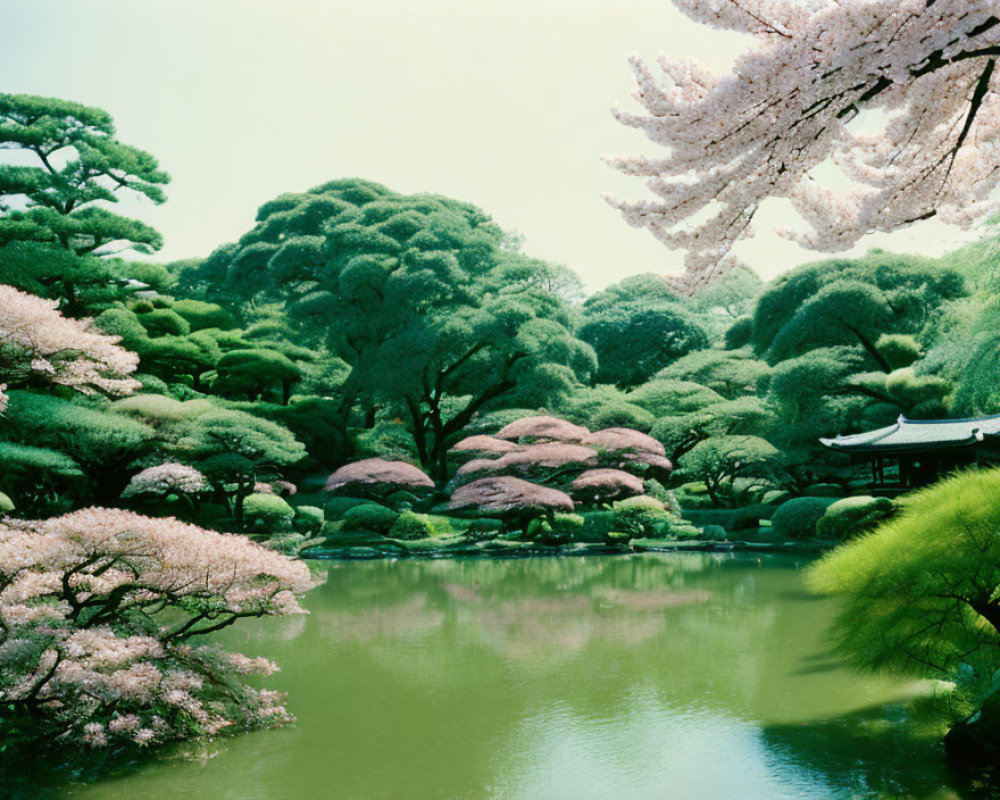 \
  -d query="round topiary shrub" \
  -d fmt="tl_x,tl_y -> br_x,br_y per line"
340,503 -> 400,534
815,495 -> 896,540
293,505 -> 325,534
243,492 -> 295,531
387,510 -> 437,540
701,524 -> 727,540
612,496 -> 673,538
761,489 -> 790,506
771,496 -> 839,539
324,496 -> 370,520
